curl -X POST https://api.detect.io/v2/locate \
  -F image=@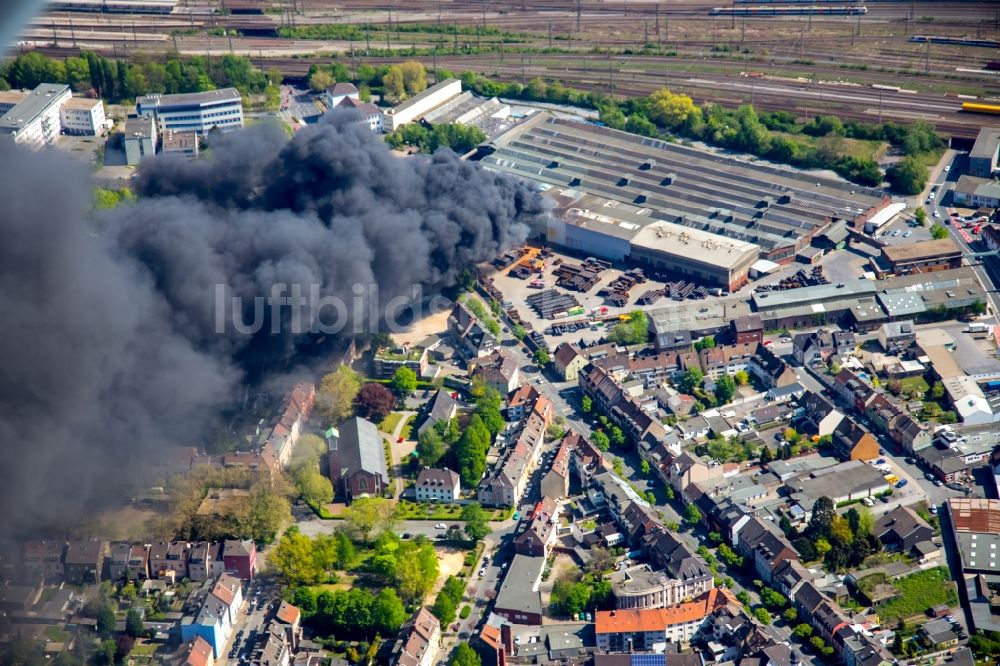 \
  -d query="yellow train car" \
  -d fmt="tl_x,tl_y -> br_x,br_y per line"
961,102 -> 1000,115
